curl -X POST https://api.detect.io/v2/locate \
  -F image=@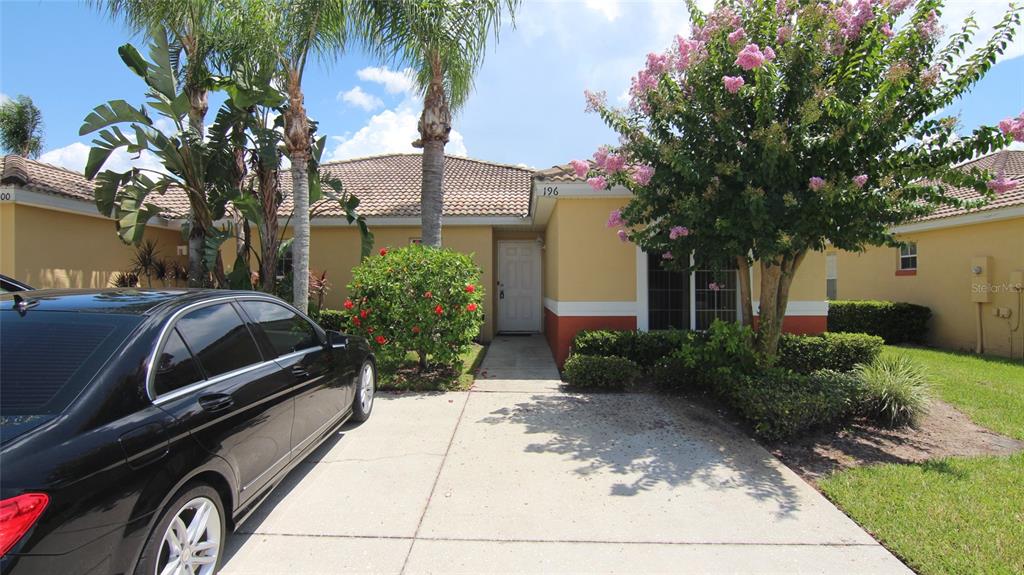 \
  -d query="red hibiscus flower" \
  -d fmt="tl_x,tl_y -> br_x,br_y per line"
343,299 -> 354,310
351,316 -> 361,326
367,327 -> 374,333
360,309 -> 369,319
434,304 -> 443,315
379,248 -> 388,256
465,284 -> 476,293
466,303 -> 478,312
375,335 -> 386,345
